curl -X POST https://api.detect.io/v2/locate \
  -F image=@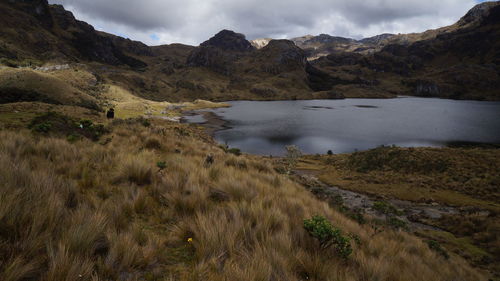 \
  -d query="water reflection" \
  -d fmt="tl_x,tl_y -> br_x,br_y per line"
186,98 -> 500,155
